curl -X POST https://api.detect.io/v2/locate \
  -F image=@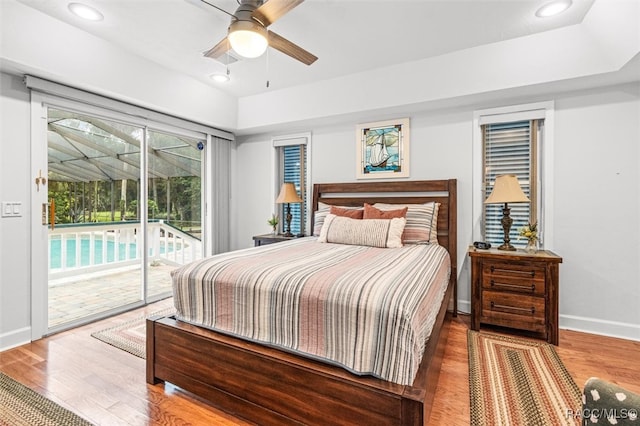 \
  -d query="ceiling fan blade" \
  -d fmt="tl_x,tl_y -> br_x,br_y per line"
253,0 -> 304,27
203,37 -> 231,59
268,30 -> 317,65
